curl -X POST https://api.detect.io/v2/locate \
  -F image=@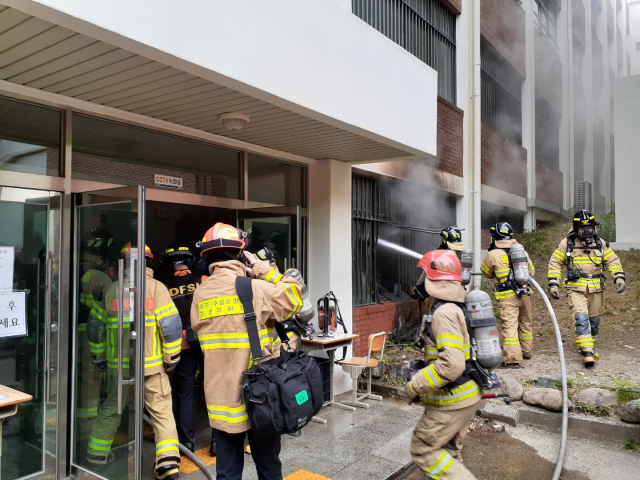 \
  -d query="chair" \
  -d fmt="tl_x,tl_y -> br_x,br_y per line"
338,332 -> 387,409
